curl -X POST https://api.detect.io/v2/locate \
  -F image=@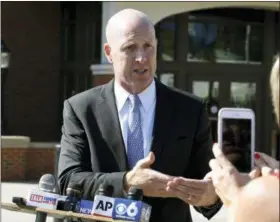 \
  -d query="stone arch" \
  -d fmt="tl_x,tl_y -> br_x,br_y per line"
148,2 -> 278,25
